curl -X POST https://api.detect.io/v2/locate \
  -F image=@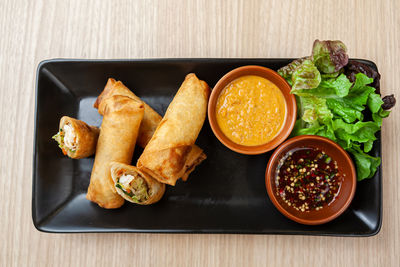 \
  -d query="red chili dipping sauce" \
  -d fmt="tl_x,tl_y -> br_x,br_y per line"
275,147 -> 344,212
